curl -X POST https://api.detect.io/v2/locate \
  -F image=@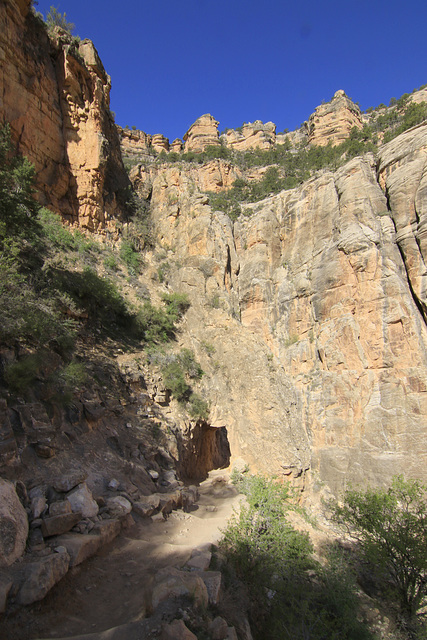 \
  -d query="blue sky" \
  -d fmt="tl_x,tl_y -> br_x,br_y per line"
35,0 -> 427,142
